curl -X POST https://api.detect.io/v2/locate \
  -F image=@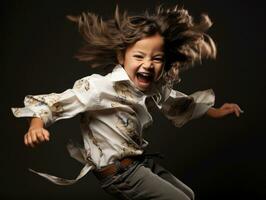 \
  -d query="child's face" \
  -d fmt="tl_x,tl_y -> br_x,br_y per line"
120,33 -> 165,91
